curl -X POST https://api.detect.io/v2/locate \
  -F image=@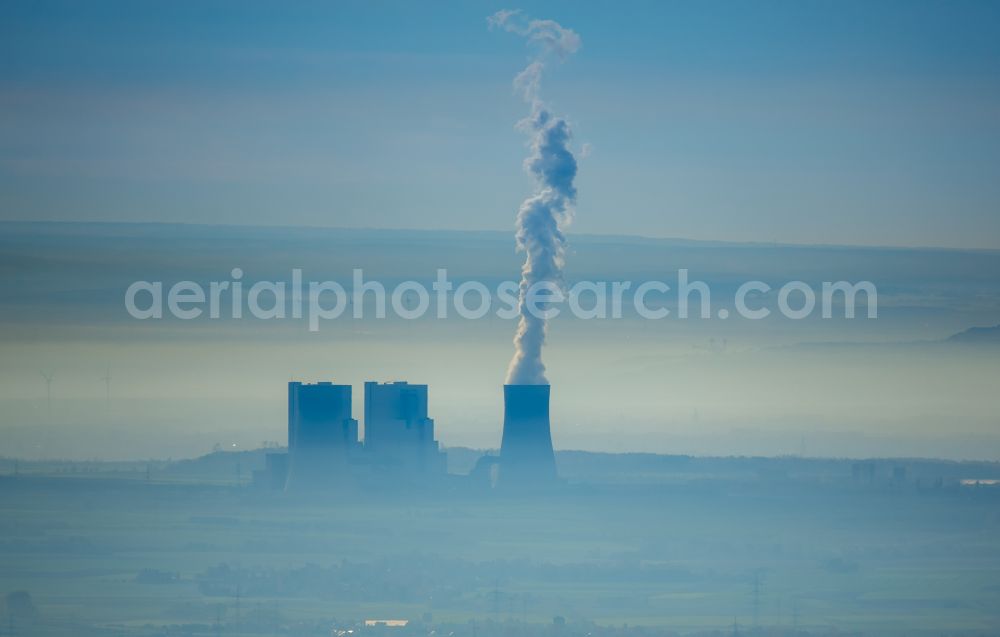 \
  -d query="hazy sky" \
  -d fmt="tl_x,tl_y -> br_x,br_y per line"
2,222 -> 998,460
2,0 -> 1000,247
